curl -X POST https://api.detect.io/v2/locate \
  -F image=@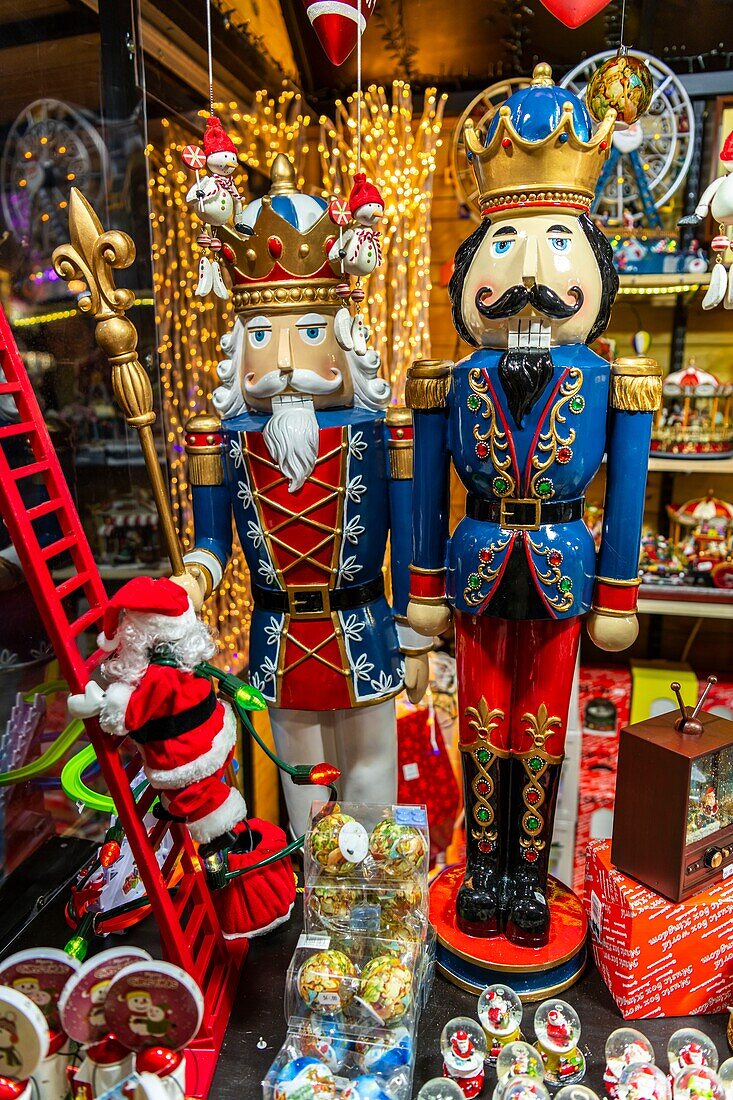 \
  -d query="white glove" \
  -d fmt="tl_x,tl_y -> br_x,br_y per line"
67,681 -> 105,718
